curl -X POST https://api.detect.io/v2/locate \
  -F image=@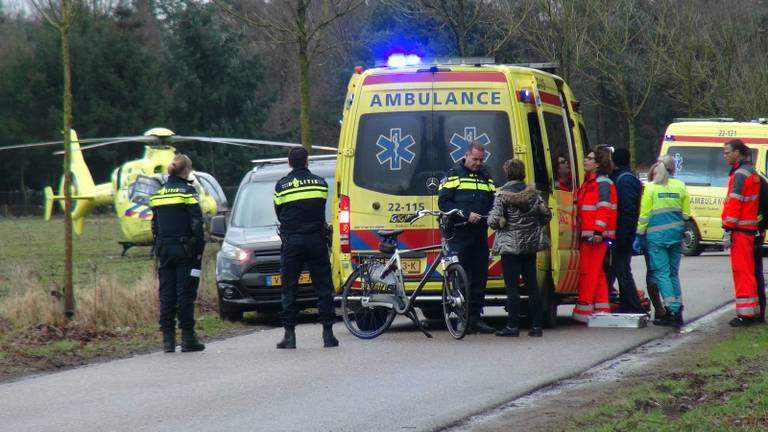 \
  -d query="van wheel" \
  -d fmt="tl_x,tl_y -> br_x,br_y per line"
218,295 -> 244,322
682,221 -> 705,256
542,277 -> 559,329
